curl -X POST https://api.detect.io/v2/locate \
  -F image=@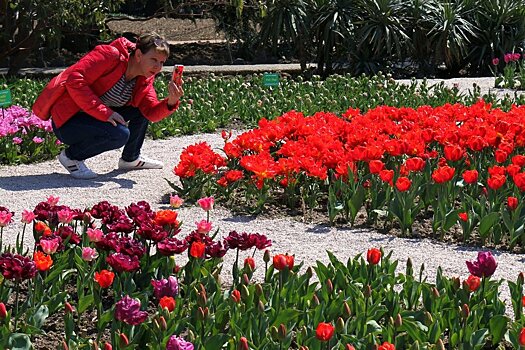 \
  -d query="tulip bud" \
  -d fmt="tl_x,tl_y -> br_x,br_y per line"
83,212 -> 92,225
119,333 -> 129,347
242,273 -> 250,285
436,339 -> 445,350
263,249 -> 271,263
65,302 -> 75,314
299,347 -> 309,350
326,278 -> 334,294
197,291 -> 207,307
453,277 -> 461,290
159,316 -> 167,331
306,266 -> 313,279
104,343 -> 112,350
90,340 -> 99,350
312,294 -> 320,307
0,302 -> 7,319
424,311 -> 433,326
342,301 -> 352,319
197,306 -> 206,321
62,340 -> 69,350
346,345 -> 356,350
431,287 -> 440,298
406,257 -> 413,276
336,317 -> 345,333
238,337 -> 249,350
257,300 -> 265,313
363,284 -> 372,298
270,325 -> 279,341
173,264 -> 181,274
394,314 -> 403,328
255,283 -> 263,297
388,316 -> 394,326
278,323 -> 287,340
461,303 -> 470,319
